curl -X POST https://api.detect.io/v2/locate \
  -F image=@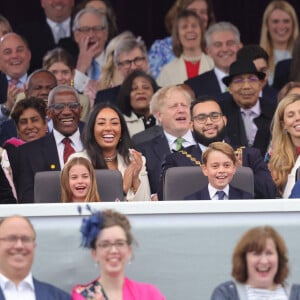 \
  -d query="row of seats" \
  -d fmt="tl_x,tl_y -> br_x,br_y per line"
34,166 -> 254,202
